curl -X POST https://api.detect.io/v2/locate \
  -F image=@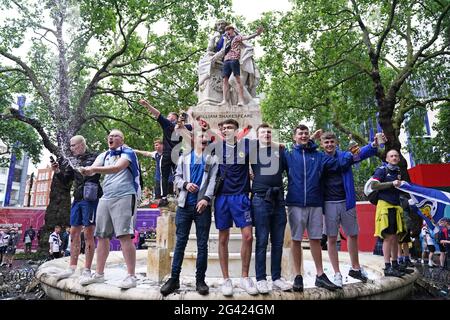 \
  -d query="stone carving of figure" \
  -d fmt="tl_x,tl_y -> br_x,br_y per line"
197,20 -> 261,106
